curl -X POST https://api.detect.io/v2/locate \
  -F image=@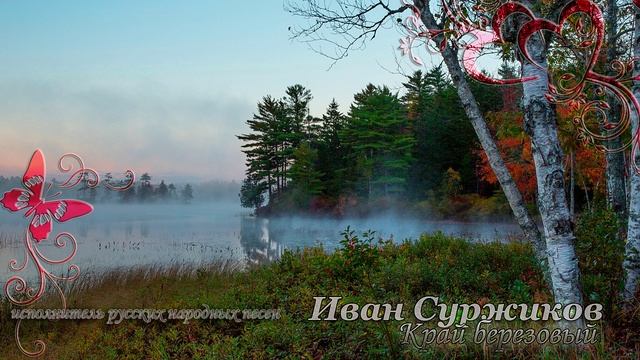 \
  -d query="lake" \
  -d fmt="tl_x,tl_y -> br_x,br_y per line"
0,202 -> 522,288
